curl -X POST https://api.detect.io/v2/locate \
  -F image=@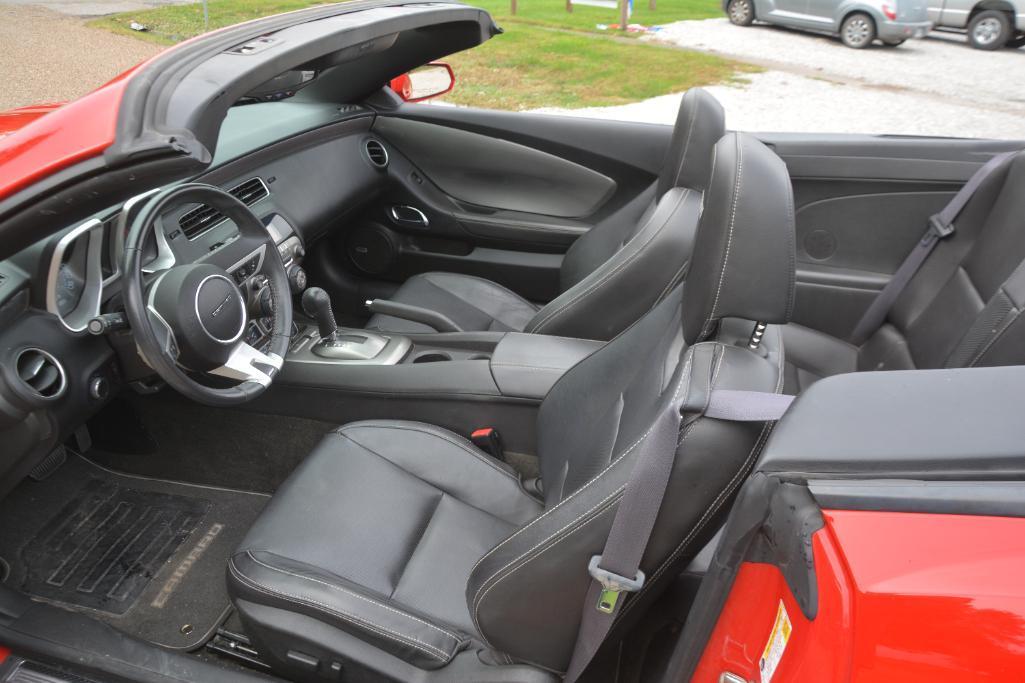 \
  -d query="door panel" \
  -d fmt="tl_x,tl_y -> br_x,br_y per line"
763,134 -> 1022,339
374,117 -> 617,218
315,104 -> 668,311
